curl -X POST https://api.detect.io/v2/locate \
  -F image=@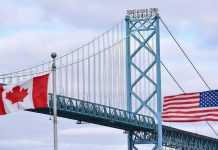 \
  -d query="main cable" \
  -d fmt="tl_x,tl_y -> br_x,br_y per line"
160,17 -> 210,90
160,17 -> 218,137
161,62 -> 185,93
